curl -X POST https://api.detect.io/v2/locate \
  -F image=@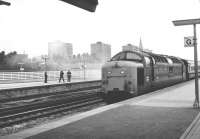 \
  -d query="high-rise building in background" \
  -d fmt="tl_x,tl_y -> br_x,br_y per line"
48,41 -> 73,61
90,41 -> 111,63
